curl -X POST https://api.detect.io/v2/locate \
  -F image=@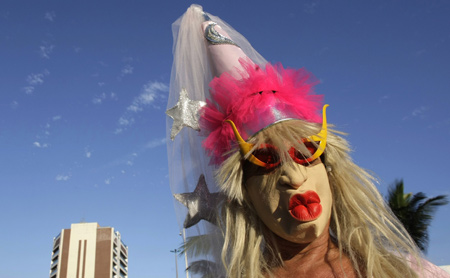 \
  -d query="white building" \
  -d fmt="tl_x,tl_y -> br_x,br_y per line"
49,222 -> 128,278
